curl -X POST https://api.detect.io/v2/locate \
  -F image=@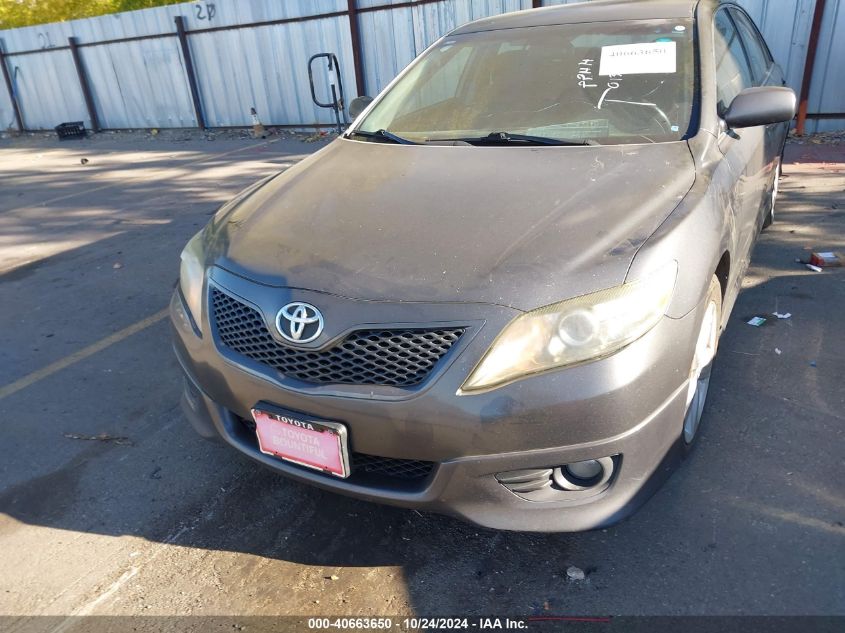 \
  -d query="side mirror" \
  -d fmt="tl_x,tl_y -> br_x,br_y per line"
723,86 -> 796,129
348,96 -> 374,119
